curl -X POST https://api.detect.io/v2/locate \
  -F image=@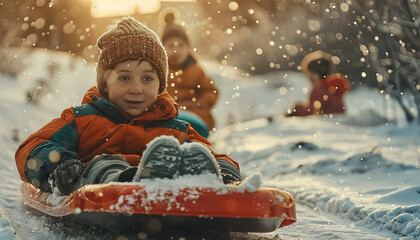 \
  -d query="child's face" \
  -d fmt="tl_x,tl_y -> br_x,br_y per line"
164,36 -> 190,66
104,60 -> 160,117
308,71 -> 321,85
